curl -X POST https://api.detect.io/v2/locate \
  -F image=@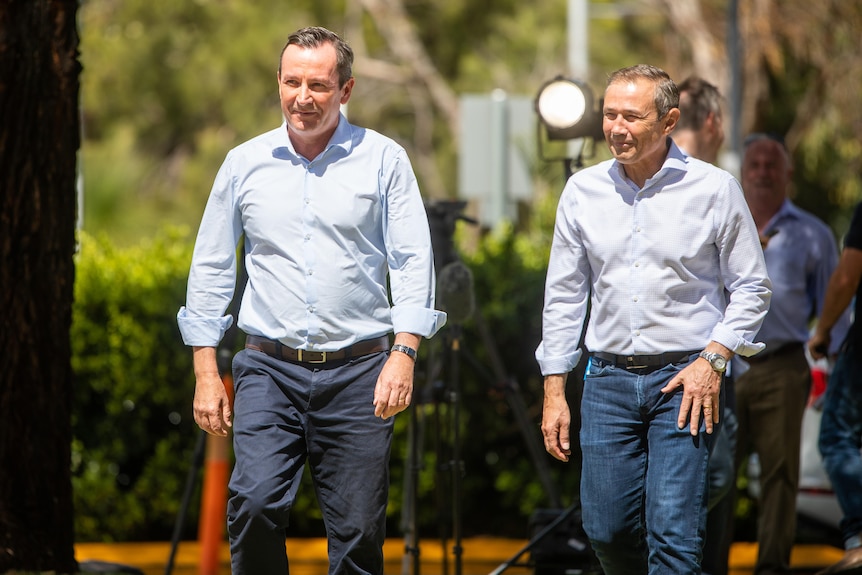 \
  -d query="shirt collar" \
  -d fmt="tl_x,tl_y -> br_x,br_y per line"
276,113 -> 354,161
764,198 -> 798,232
610,137 -> 688,190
